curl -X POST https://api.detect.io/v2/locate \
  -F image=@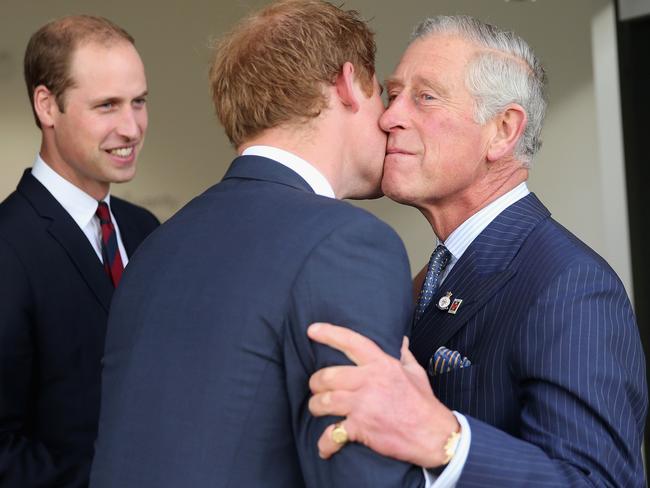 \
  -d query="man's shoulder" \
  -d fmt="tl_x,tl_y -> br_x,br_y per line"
0,188 -> 23,214
531,216 -> 614,270
288,191 -> 400,237
495,192 -> 614,274
0,187 -> 39,234
0,189 -> 47,266
297,198 -> 408,265
207,178 -> 402,243
517,215 -> 625,295
323,198 -> 396,230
